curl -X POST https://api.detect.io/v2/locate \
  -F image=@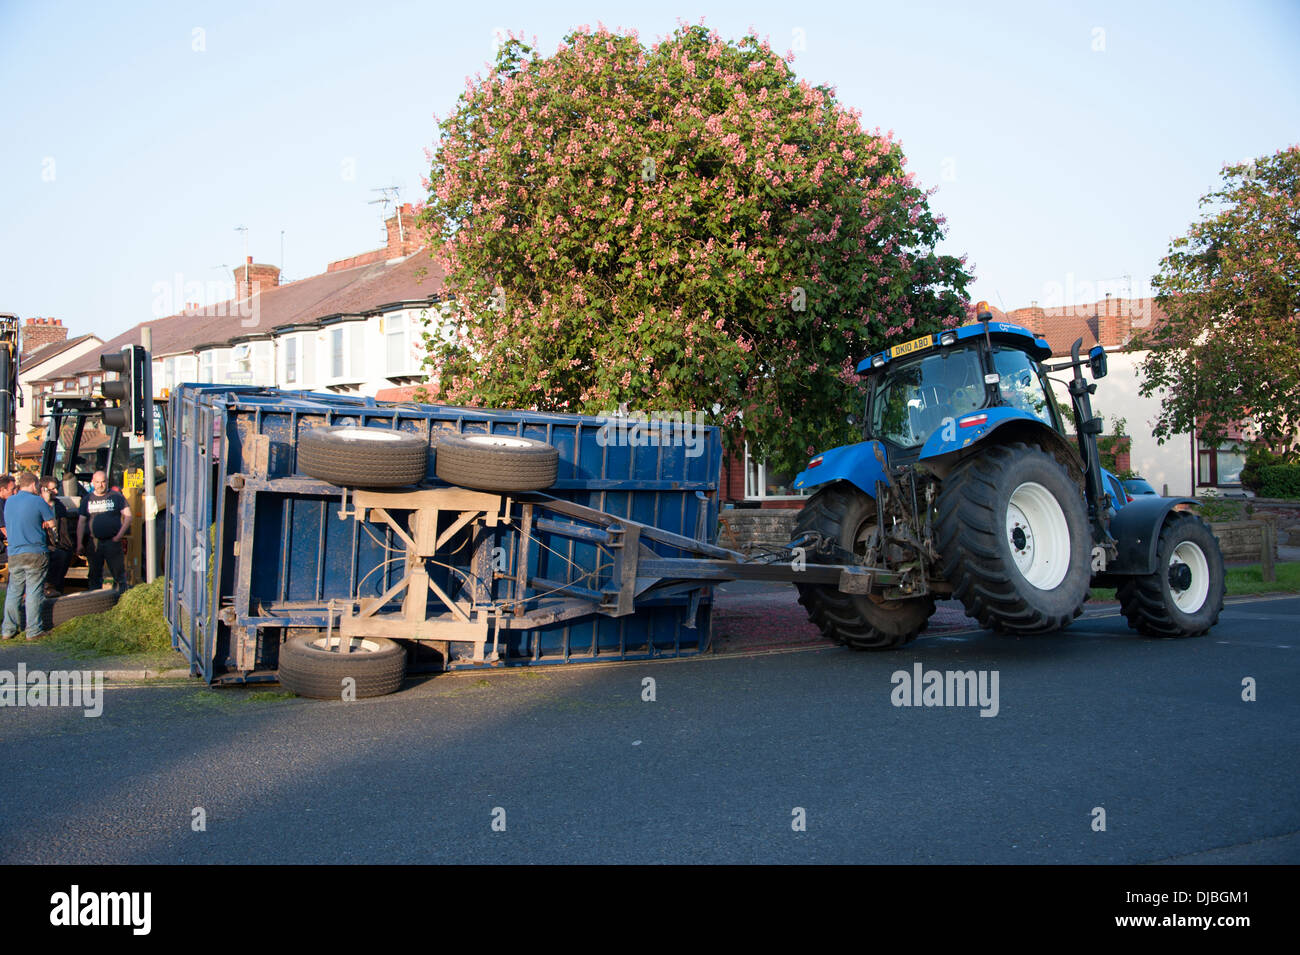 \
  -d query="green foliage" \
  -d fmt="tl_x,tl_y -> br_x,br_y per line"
1193,495 -> 1247,523
42,579 -> 171,656
1240,445 -> 1298,493
1256,463 -> 1300,499
1138,147 -> 1300,448
1096,415 -> 1130,476
421,25 -> 971,471
1224,561 -> 1300,594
